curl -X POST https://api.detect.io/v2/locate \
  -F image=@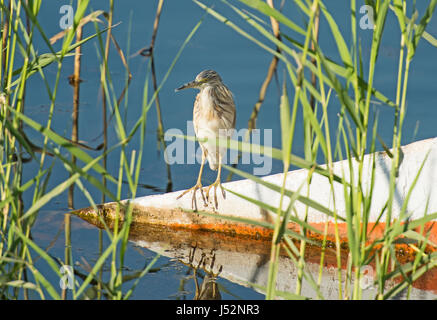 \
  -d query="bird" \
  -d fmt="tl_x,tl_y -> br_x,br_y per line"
175,70 -> 236,210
